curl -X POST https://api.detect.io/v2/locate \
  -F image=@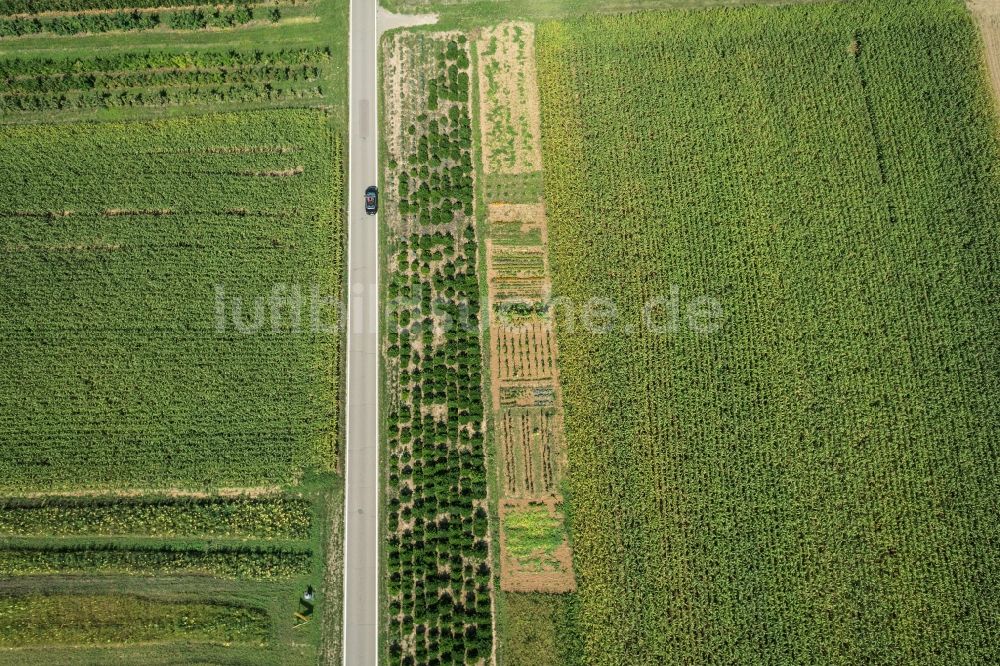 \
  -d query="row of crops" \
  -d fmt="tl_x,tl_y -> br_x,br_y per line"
536,0 -> 1000,663
0,496 -> 316,582
0,496 -> 315,579
382,34 -> 493,665
0,4 -> 277,38
0,47 -> 331,115
0,495 -> 312,538
1,541 -> 313,578
0,492 -> 323,650
0,0 -> 297,13
0,0 -> 347,656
